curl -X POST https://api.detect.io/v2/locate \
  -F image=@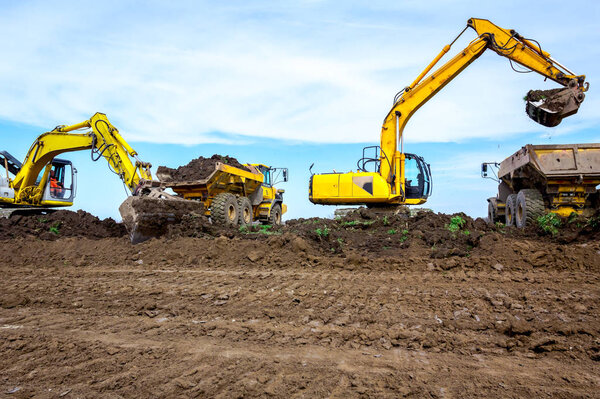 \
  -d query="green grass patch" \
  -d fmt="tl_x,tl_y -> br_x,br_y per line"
537,213 -> 561,236
49,221 -> 61,235
446,216 -> 466,233
315,227 -> 330,238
